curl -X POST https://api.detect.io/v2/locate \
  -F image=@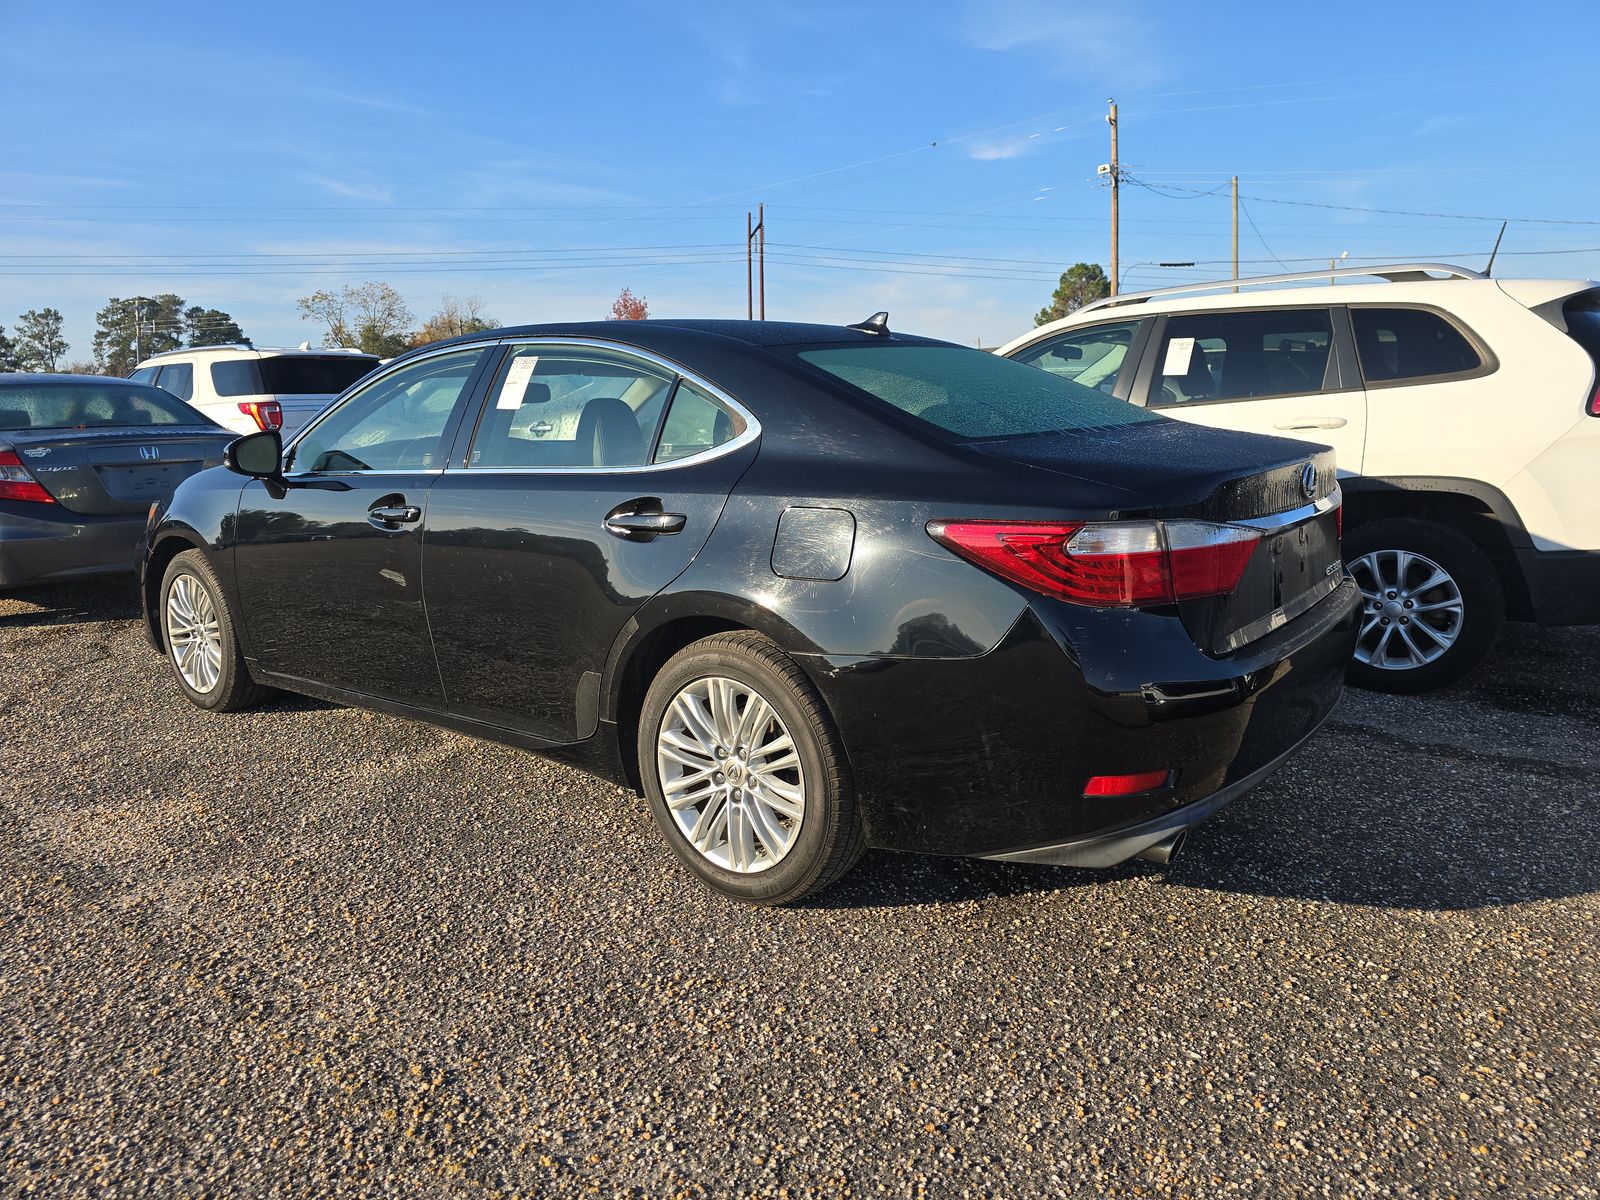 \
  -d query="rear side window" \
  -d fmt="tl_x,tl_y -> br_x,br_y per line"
1560,299 -> 1600,399
795,344 -> 1161,440
1152,310 -> 1333,405
258,356 -> 379,396
155,362 -> 194,402
1011,320 -> 1140,394
211,360 -> 264,396
655,382 -> 745,463
1351,308 -> 1482,383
